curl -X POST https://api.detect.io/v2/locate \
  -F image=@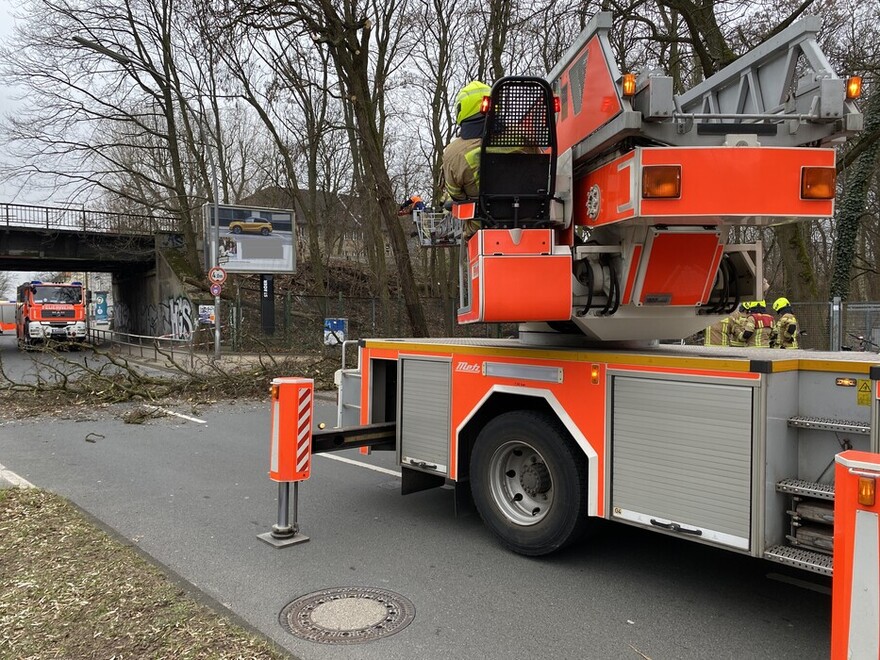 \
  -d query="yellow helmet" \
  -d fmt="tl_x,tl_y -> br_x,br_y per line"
773,297 -> 791,312
741,301 -> 755,311
455,80 -> 491,125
